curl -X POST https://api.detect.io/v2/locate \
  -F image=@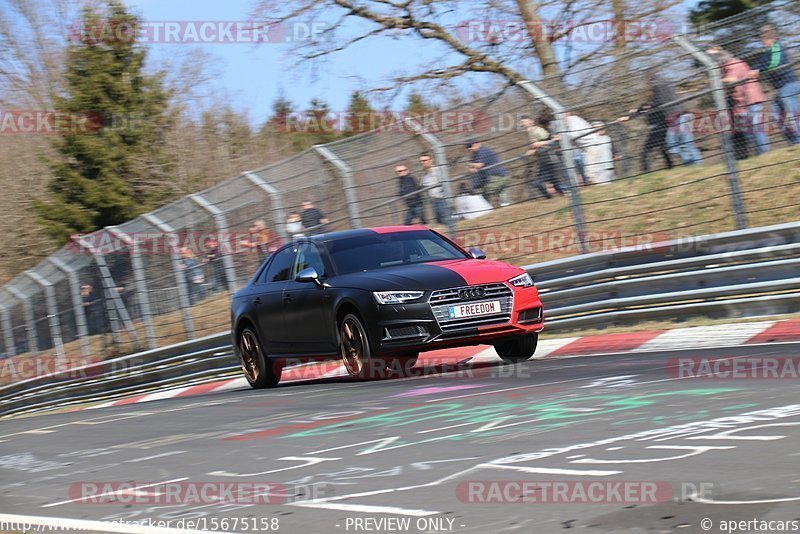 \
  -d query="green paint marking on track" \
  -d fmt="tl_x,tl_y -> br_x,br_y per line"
284,388 -> 739,438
